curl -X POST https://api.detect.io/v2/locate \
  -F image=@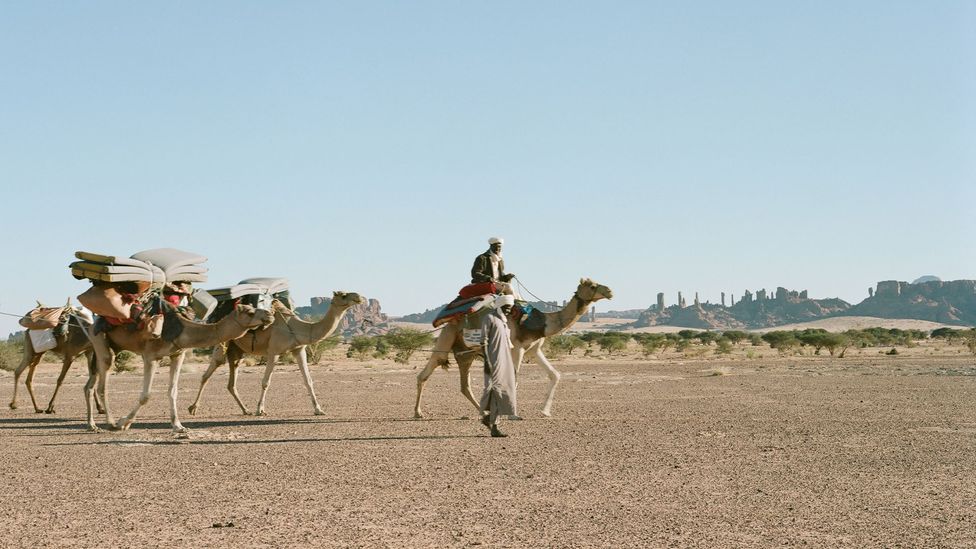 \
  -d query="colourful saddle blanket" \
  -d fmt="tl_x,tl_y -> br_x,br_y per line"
432,295 -> 494,328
